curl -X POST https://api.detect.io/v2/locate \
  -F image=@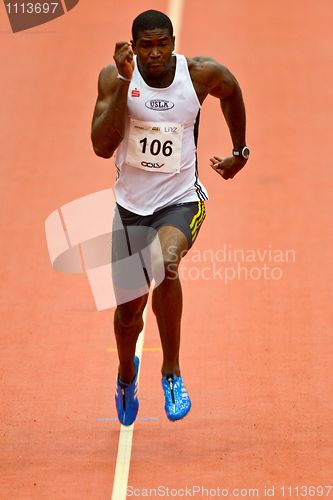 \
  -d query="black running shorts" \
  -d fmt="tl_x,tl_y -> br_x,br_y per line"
111,201 -> 206,301
115,200 -> 206,249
